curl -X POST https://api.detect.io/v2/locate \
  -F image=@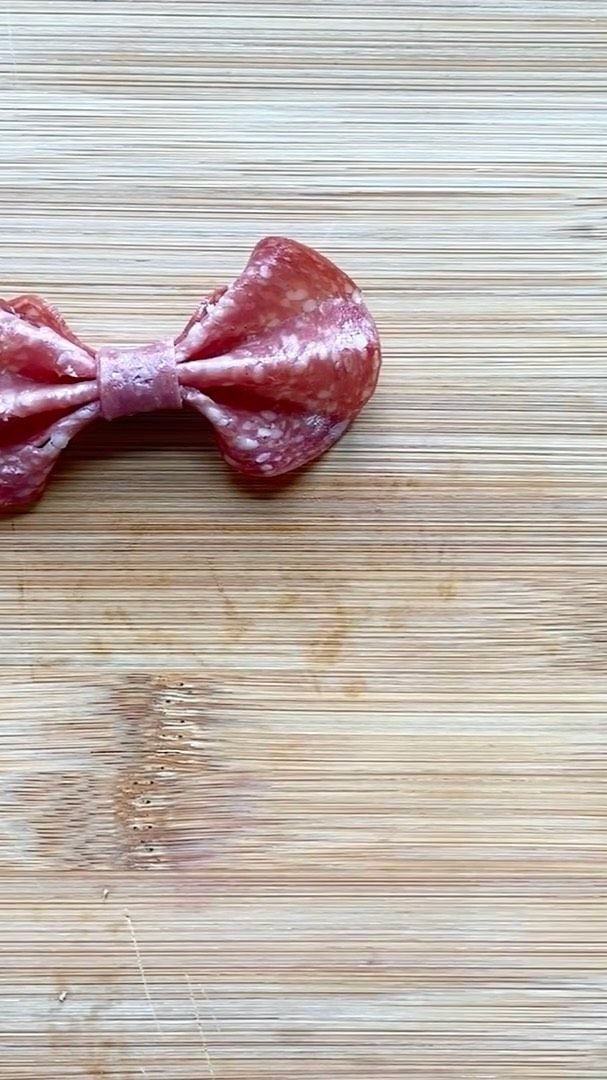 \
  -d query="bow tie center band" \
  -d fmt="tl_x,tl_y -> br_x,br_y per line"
0,237 -> 381,511
97,341 -> 182,421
